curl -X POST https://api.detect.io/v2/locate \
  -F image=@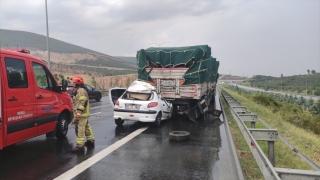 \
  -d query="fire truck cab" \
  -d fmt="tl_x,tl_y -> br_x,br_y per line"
0,48 -> 73,150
